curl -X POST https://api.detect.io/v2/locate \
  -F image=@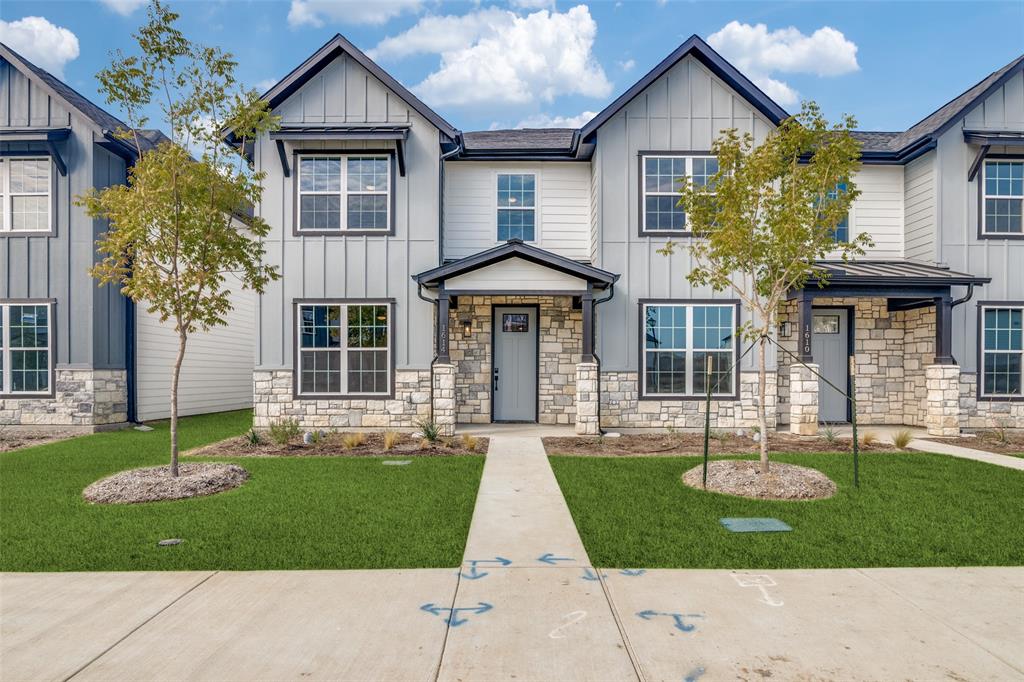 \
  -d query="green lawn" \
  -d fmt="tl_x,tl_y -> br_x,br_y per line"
549,453 -> 1024,569
0,411 -> 484,572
